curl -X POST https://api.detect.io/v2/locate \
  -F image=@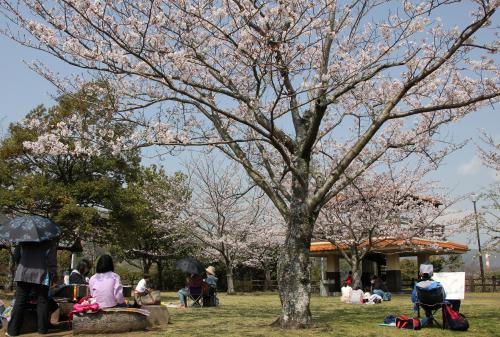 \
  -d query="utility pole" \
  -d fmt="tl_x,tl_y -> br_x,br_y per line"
471,193 -> 486,292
